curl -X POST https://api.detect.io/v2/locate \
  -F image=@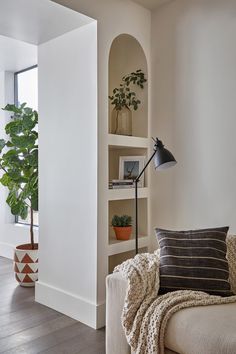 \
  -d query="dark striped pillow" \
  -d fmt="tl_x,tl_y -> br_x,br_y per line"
155,227 -> 232,296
